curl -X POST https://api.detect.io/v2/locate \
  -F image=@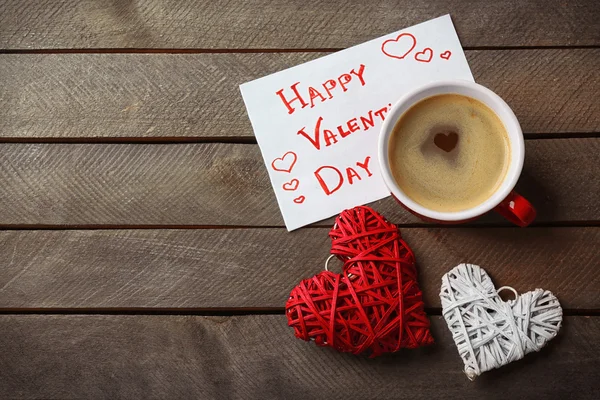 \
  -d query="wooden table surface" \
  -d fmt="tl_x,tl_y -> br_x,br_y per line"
1,1 -> 599,399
